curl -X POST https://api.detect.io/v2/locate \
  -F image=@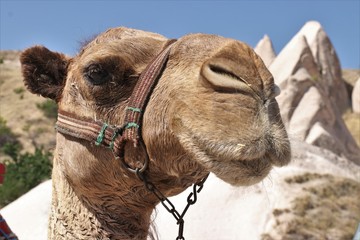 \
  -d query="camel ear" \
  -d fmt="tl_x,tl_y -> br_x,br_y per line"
20,46 -> 70,101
